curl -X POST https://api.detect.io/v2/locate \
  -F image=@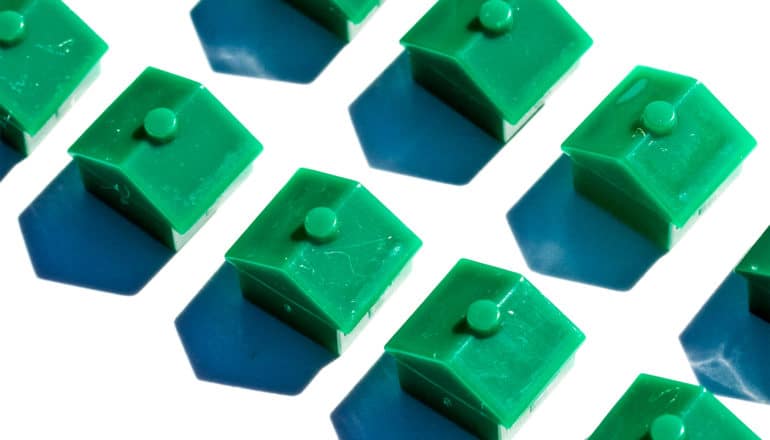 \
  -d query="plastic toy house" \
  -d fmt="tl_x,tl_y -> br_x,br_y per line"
386,259 -> 584,439
69,67 -> 262,251
401,0 -> 592,142
589,374 -> 759,439
285,0 -> 382,41
226,169 -> 421,355
0,0 -> 107,154
562,66 -> 756,250
736,227 -> 770,322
